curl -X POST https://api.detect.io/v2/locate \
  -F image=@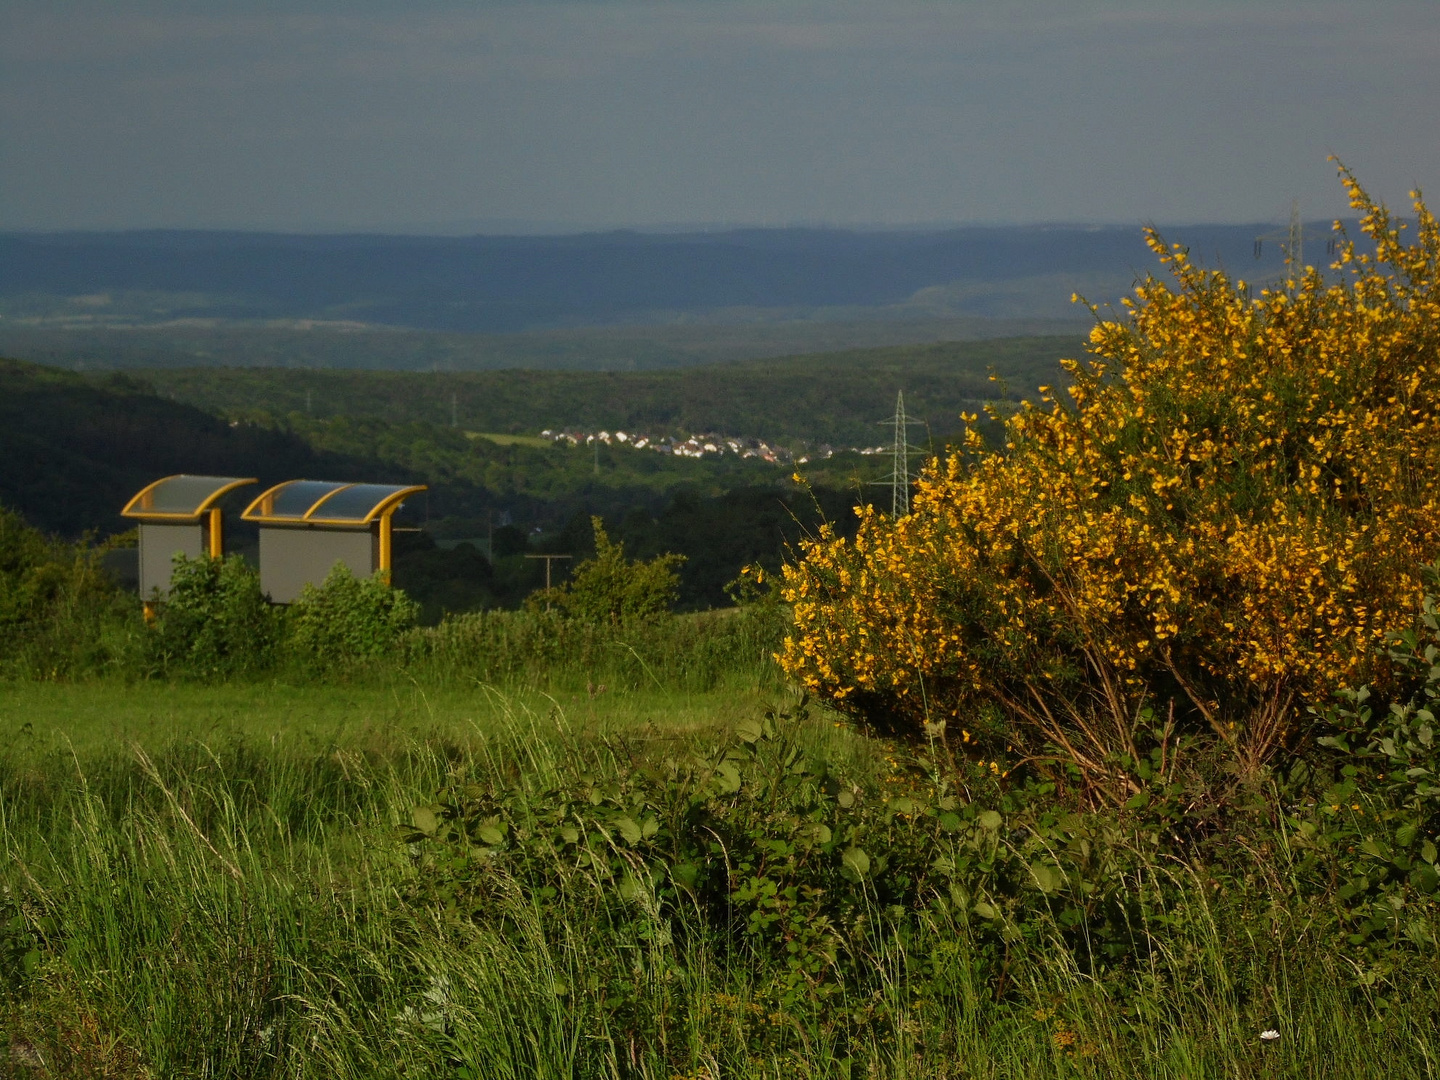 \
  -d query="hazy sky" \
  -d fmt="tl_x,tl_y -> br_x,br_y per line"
2,0 -> 1437,232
